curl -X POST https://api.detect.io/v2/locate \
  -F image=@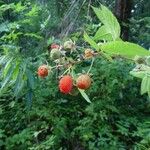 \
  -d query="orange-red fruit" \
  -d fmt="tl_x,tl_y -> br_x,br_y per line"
37,65 -> 48,78
76,74 -> 91,90
59,75 -> 73,94
51,43 -> 60,49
